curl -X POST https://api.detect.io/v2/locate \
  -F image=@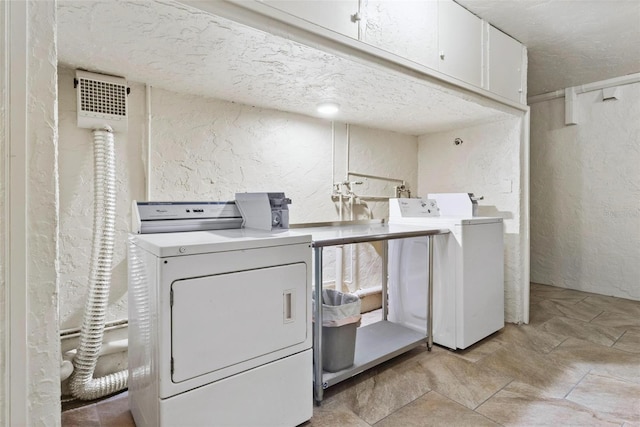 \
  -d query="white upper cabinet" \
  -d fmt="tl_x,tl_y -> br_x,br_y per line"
360,0 -> 439,70
437,0 -> 483,87
255,0 -> 526,104
261,0 -> 359,39
488,26 -> 526,103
